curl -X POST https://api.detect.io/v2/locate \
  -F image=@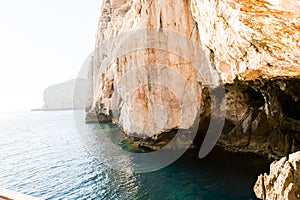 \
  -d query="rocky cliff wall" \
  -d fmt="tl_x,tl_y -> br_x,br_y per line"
190,0 -> 300,158
87,0 -> 300,157
87,0 -> 205,138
